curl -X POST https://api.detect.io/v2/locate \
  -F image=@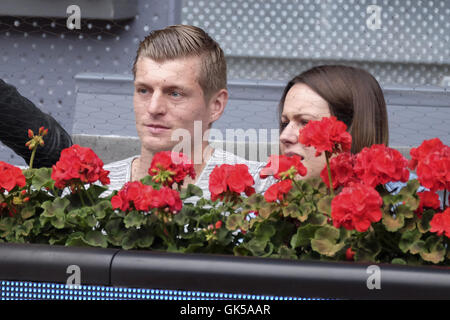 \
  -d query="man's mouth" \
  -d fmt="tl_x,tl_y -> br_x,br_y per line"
146,124 -> 170,134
